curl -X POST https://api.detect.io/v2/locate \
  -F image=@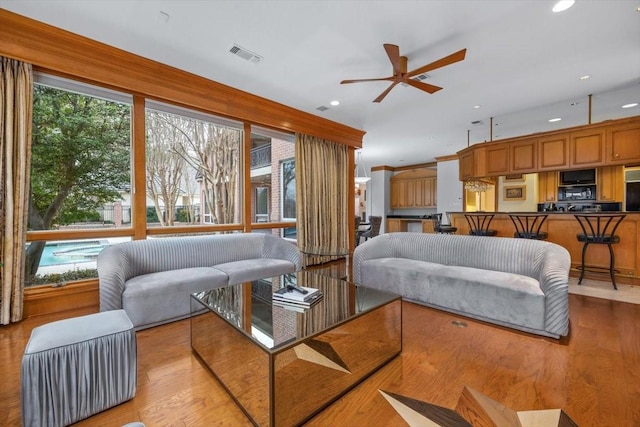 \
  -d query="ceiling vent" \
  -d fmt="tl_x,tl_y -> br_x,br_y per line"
229,44 -> 263,64
411,73 -> 431,82
316,106 -> 329,112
